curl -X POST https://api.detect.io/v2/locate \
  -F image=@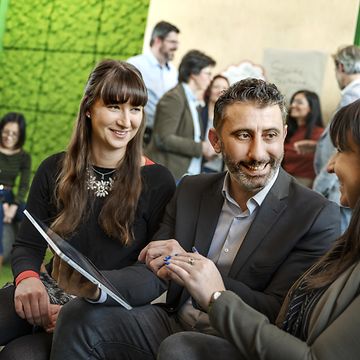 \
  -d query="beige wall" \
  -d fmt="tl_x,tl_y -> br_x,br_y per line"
143,0 -> 359,121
